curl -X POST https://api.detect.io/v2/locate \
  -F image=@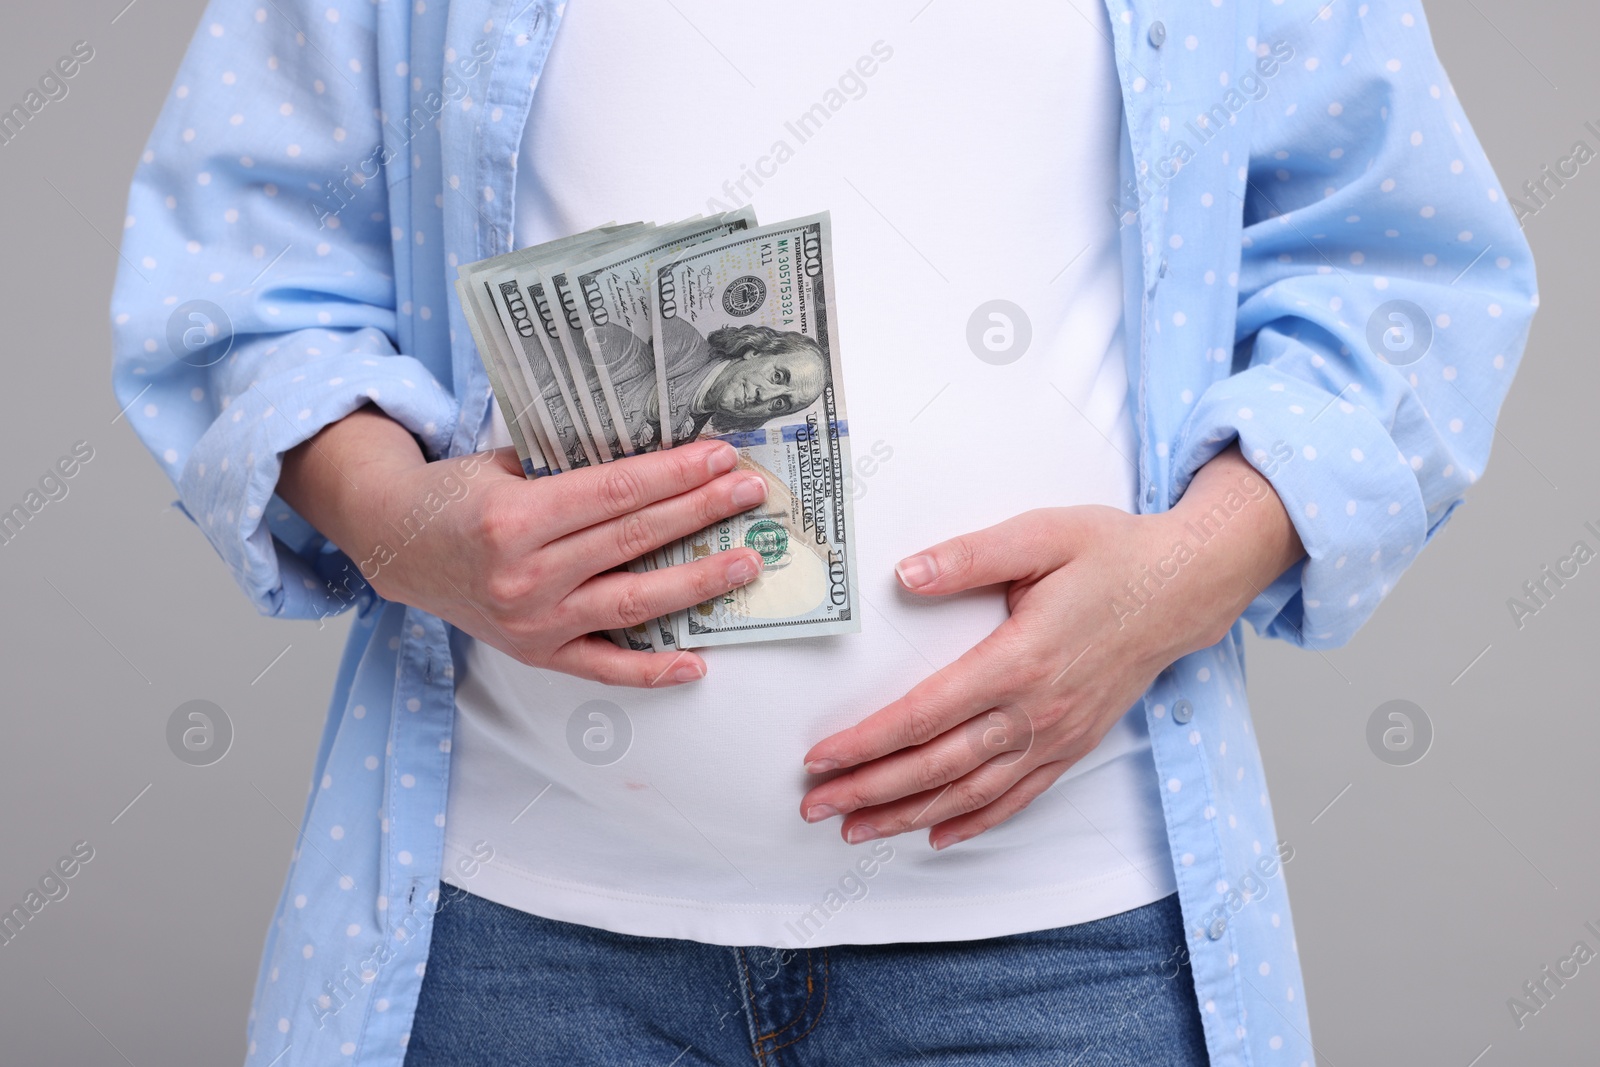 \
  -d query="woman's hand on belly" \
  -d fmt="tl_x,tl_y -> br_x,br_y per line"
797,444 -> 1305,851
278,405 -> 768,687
